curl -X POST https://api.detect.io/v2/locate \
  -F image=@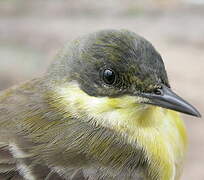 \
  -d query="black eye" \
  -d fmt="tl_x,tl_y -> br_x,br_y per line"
103,69 -> 116,85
